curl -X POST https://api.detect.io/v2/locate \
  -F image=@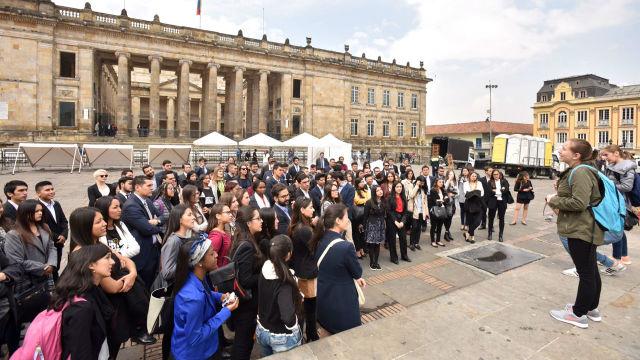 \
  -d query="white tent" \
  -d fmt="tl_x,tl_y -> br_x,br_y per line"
12,143 -> 79,174
147,145 -> 192,167
282,132 -> 319,147
79,144 -> 134,172
193,131 -> 237,146
307,134 -> 353,167
239,133 -> 282,147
